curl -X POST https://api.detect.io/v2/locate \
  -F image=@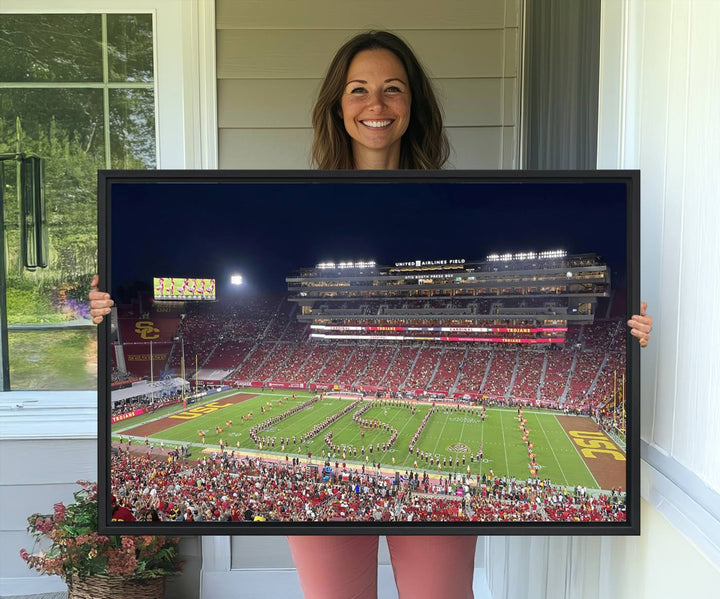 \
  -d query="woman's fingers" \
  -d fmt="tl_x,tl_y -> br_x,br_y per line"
89,275 -> 114,324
